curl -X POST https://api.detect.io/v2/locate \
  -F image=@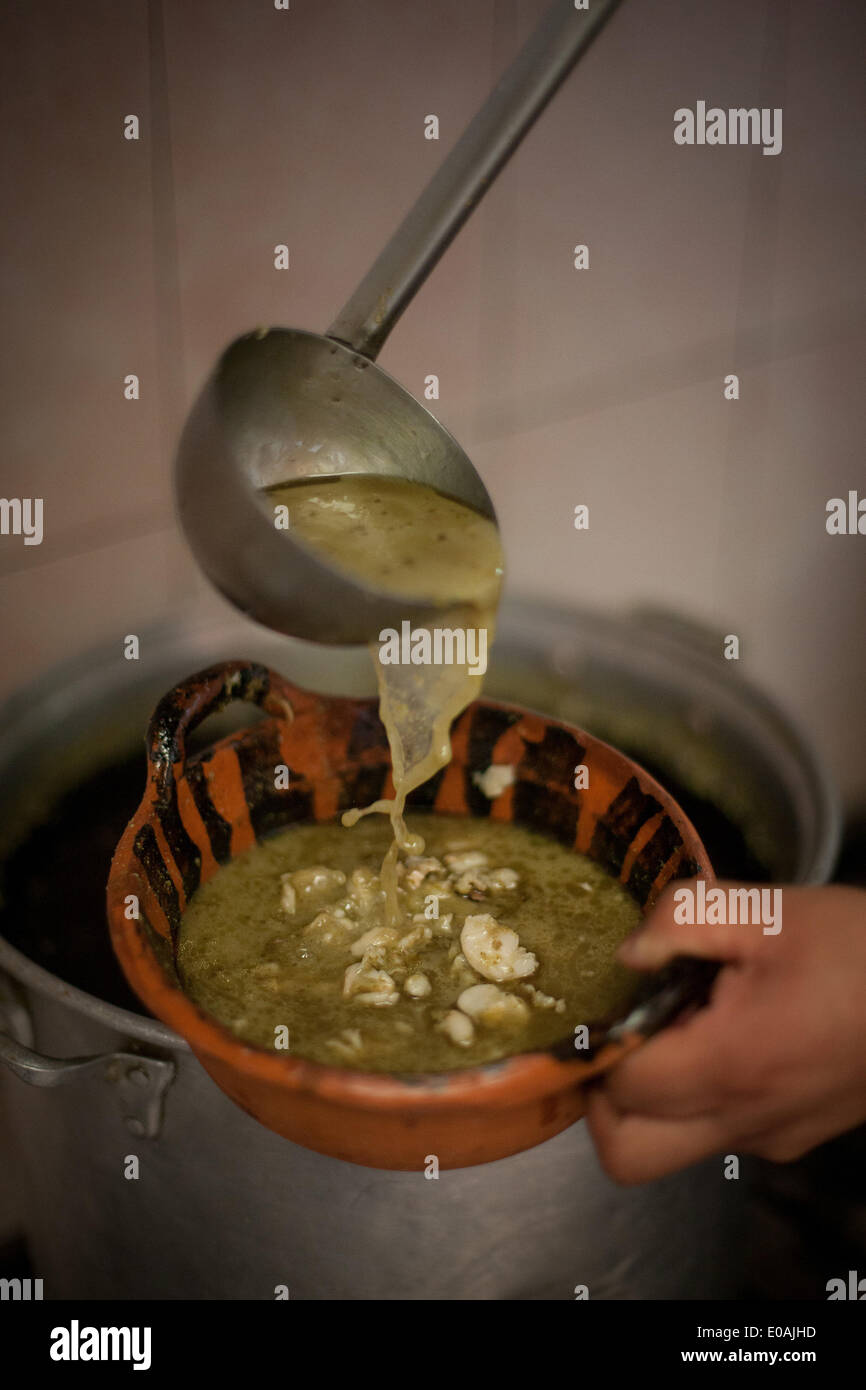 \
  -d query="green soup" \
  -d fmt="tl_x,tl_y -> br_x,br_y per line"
177,813 -> 640,1072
